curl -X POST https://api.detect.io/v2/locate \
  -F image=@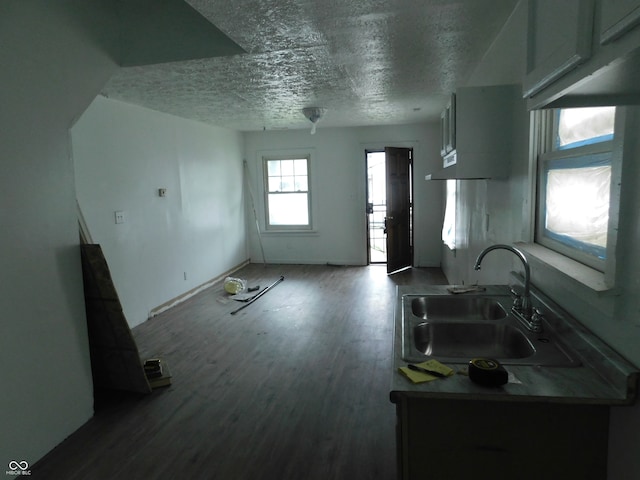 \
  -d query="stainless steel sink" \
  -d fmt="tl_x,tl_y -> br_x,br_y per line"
411,296 -> 507,320
401,293 -> 581,367
413,322 -> 535,359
